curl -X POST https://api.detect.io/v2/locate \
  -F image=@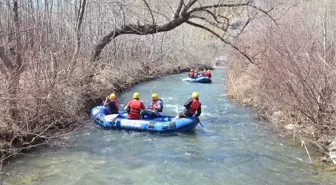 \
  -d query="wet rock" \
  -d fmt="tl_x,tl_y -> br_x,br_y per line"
284,124 -> 295,130
321,156 -> 327,162
321,156 -> 332,163
271,111 -> 282,124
